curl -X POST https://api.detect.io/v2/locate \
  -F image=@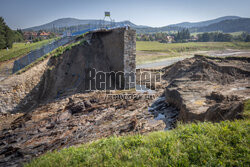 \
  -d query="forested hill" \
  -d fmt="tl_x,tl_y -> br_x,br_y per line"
169,16 -> 241,28
136,18 -> 250,34
196,18 -> 250,33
